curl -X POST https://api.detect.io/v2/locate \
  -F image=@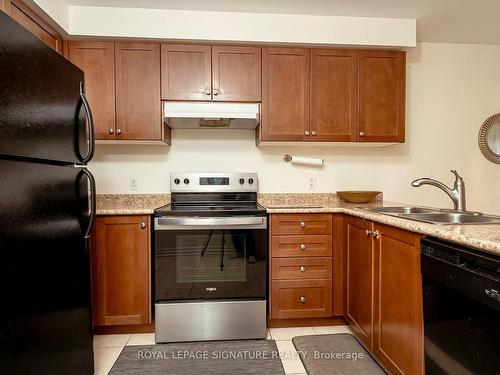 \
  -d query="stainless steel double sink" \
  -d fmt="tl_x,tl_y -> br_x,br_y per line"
364,206 -> 500,225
